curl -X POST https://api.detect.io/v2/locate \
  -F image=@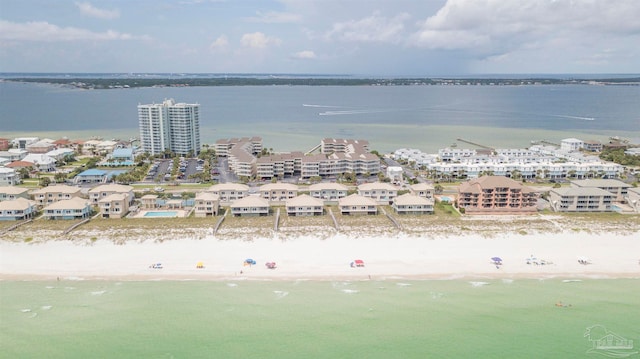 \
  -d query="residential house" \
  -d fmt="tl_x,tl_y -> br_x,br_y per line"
22,154 -> 56,172
88,184 -> 134,204
583,140 -> 603,152
42,197 -> 92,220
410,183 -> 435,200
285,194 -> 324,216
548,187 -> 614,212
392,193 -> 434,215
0,149 -> 28,161
570,179 -> 631,202
107,148 -> 135,166
230,196 -> 270,217
12,137 -> 39,150
0,198 -> 38,221
561,138 -> 584,152
0,168 -> 19,186
457,176 -> 538,214
308,182 -> 349,203
206,183 -> 249,204
45,148 -> 75,161
194,192 -> 219,217
5,160 -> 35,174
31,185 -> 83,206
0,186 -> 30,201
141,194 -> 159,209
259,183 -> 299,203
0,138 -> 9,151
357,182 -> 398,204
338,194 -> 378,215
26,140 -> 56,154
98,193 -> 130,218
74,169 -> 108,184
